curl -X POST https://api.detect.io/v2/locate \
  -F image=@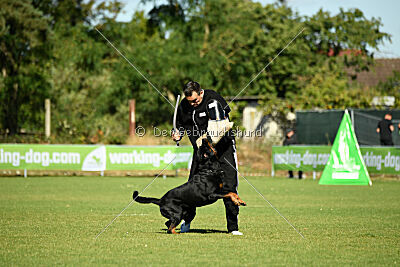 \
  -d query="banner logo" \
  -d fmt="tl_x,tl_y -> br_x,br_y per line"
82,146 -> 106,171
